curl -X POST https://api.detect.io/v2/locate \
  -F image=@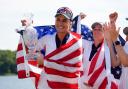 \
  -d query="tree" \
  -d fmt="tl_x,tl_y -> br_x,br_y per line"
0,50 -> 16,75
